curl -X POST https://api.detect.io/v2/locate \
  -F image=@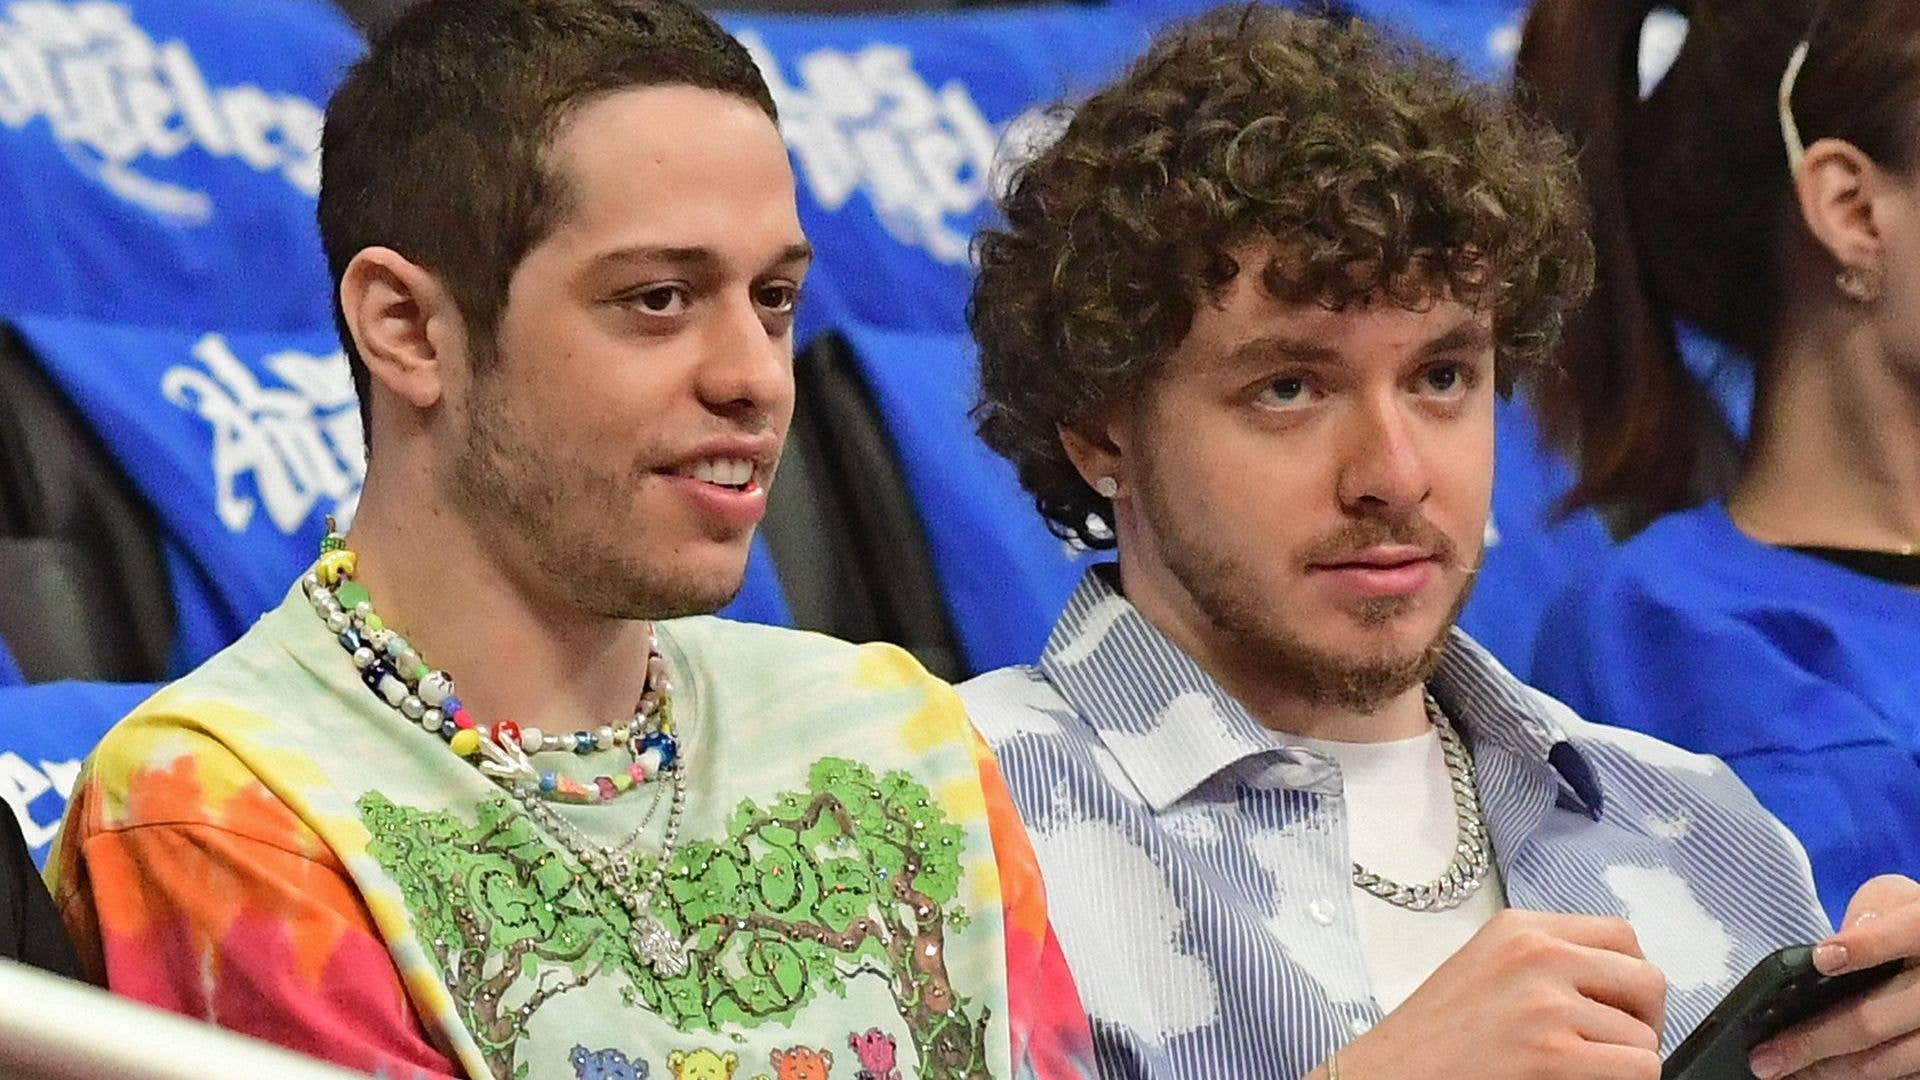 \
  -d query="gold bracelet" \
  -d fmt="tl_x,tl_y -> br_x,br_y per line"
1328,1049 -> 1340,1080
